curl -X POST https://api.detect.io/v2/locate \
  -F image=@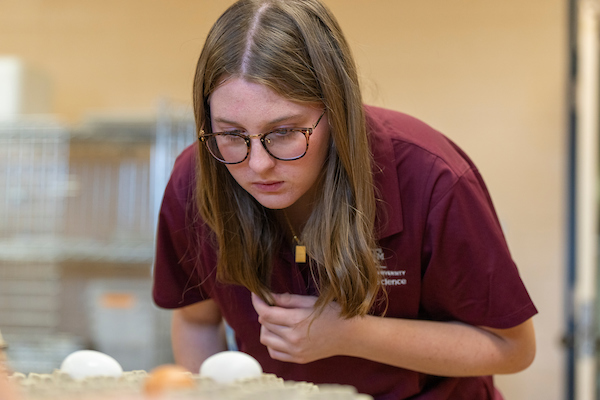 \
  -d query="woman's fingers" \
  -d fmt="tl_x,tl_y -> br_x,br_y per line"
270,292 -> 317,309
251,292 -> 314,326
